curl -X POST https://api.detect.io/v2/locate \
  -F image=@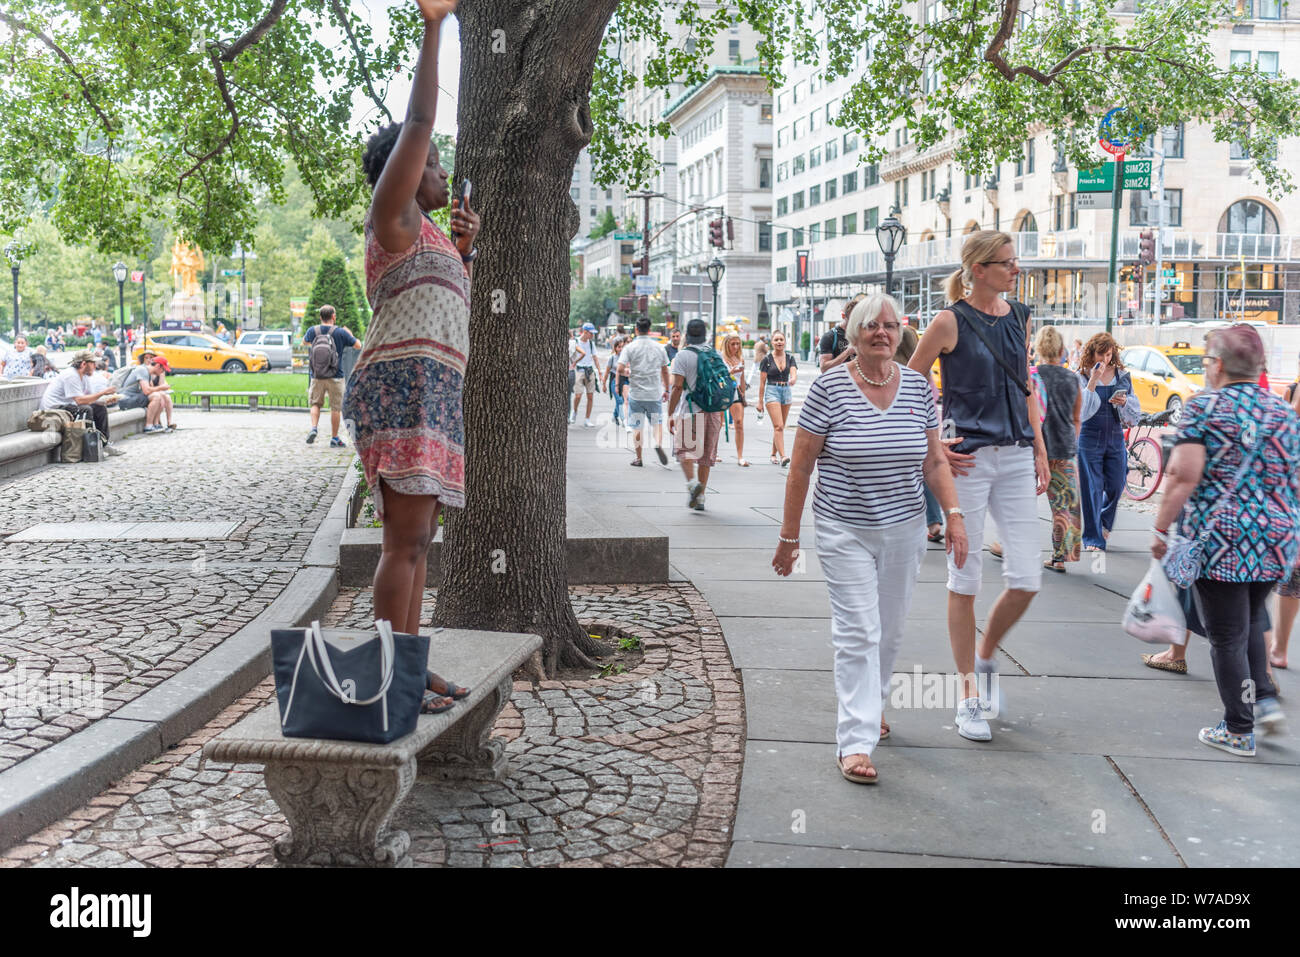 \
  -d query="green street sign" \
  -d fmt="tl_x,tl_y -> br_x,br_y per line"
1162,268 -> 1177,278
614,232 -> 642,241
222,269 -> 243,277
1076,159 -> 1151,192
